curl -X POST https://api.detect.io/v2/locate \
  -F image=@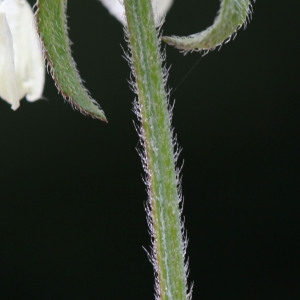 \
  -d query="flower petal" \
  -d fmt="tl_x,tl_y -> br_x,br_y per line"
0,13 -> 20,110
0,0 -> 44,103
99,0 -> 173,25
